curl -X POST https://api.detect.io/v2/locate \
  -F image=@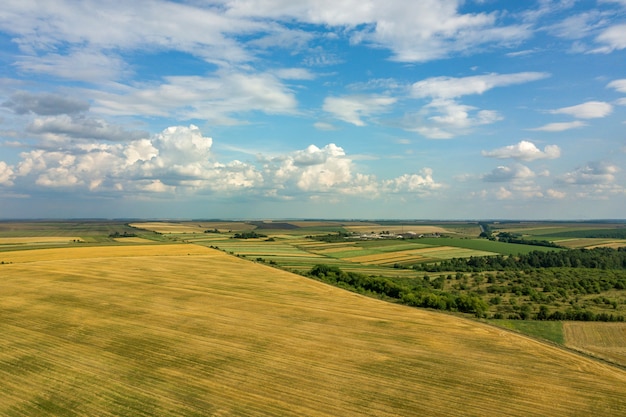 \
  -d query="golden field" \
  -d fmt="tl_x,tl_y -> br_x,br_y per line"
0,236 -> 83,244
564,322 -> 626,367
1,243 -> 626,416
0,244 -> 208,264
